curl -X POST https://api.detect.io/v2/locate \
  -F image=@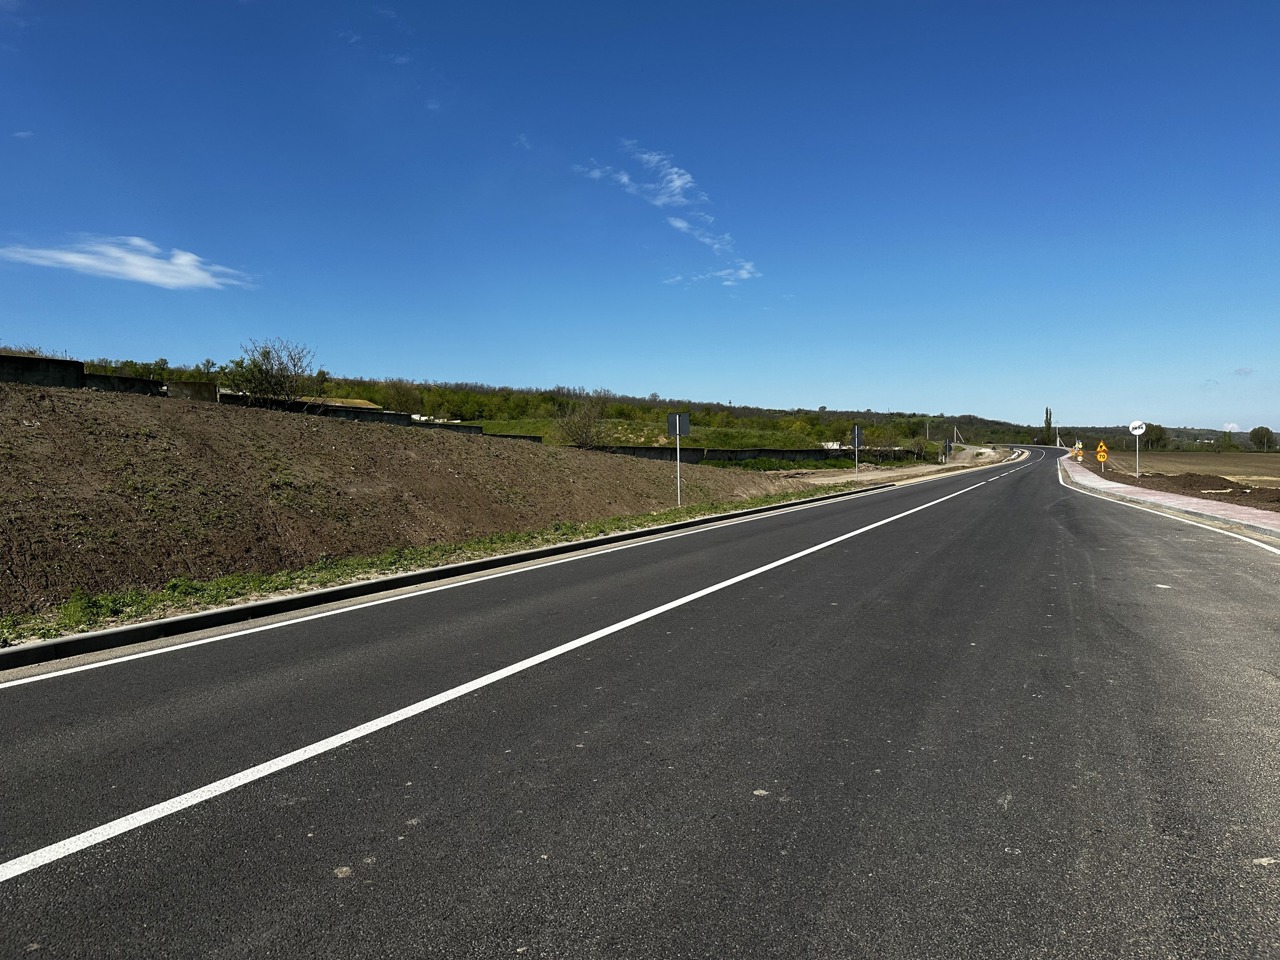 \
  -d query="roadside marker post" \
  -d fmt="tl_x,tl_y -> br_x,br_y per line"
851,425 -> 863,473
668,412 -> 690,507
1129,420 -> 1147,479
